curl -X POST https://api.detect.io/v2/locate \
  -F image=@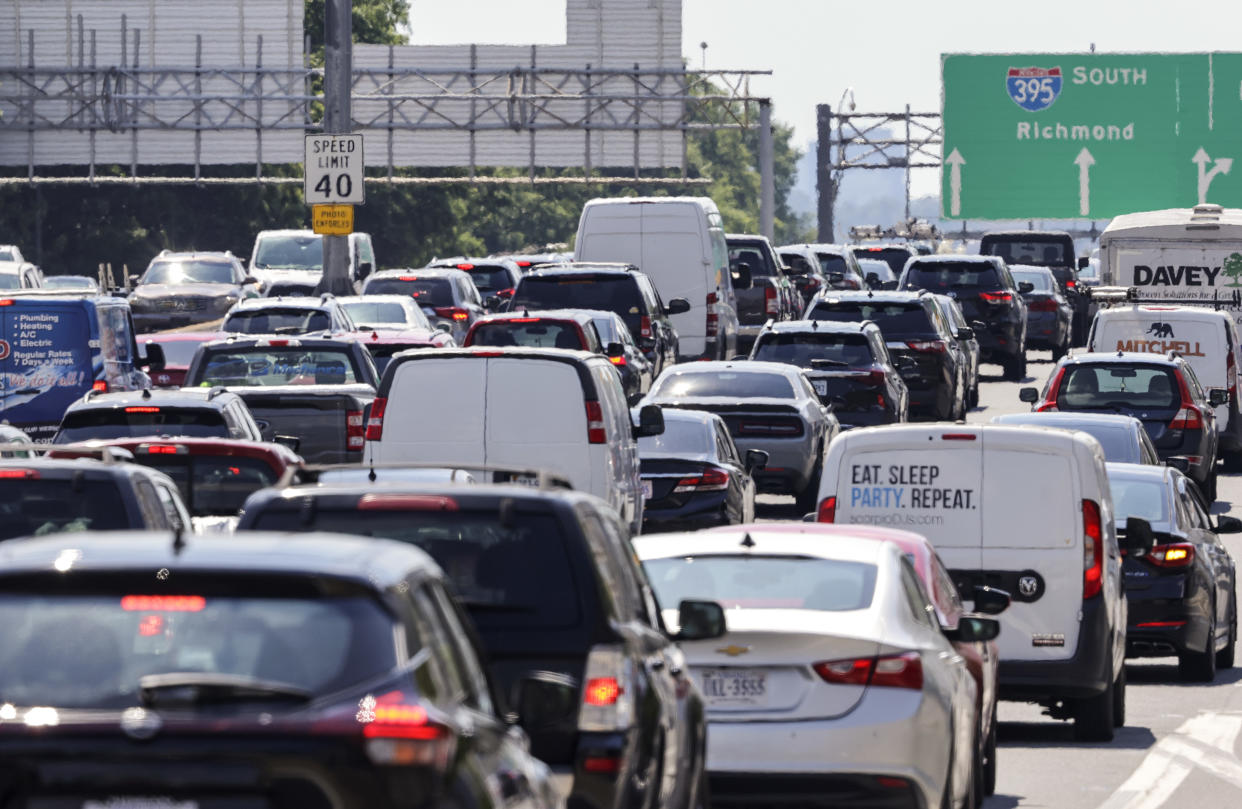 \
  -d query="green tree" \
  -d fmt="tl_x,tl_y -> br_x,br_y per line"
1224,252 -> 1242,287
